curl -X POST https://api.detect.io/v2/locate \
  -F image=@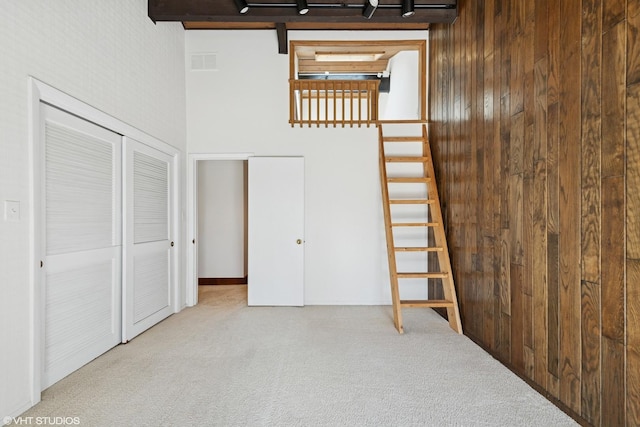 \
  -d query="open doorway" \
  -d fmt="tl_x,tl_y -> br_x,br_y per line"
187,153 -> 253,307
197,160 -> 248,284
196,160 -> 248,305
